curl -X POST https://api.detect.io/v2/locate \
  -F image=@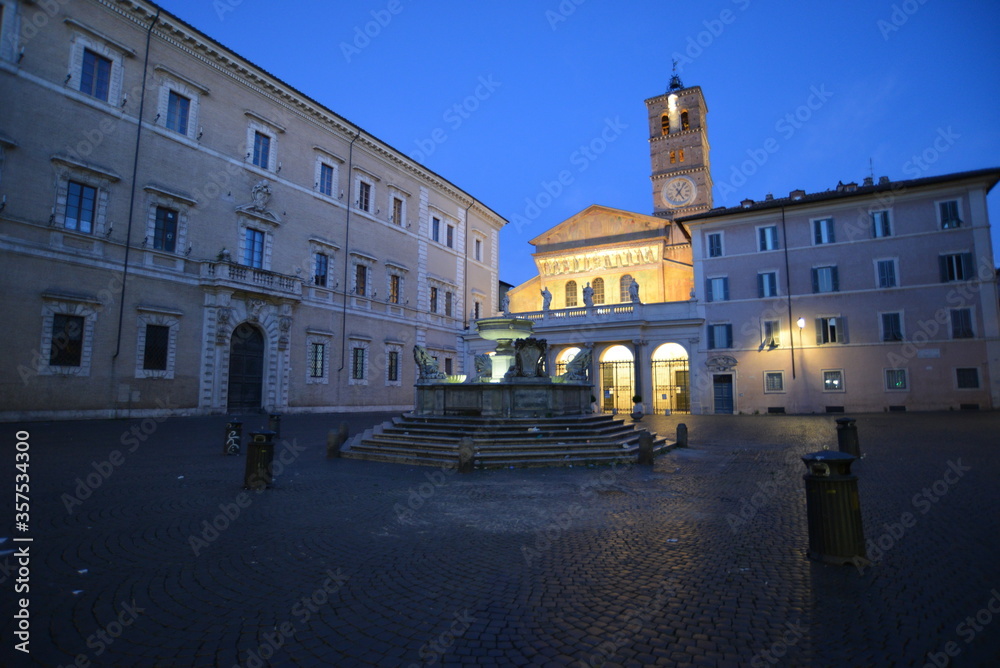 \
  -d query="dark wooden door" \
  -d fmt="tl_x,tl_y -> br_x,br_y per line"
227,324 -> 264,412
